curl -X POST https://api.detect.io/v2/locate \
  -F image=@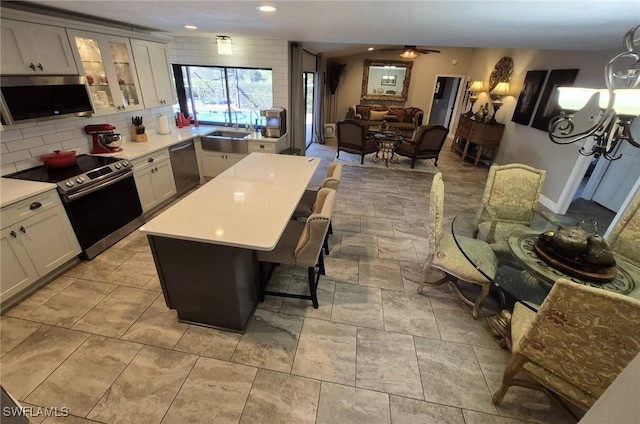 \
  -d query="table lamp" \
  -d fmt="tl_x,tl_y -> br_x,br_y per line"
489,82 -> 510,124
463,81 -> 485,117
